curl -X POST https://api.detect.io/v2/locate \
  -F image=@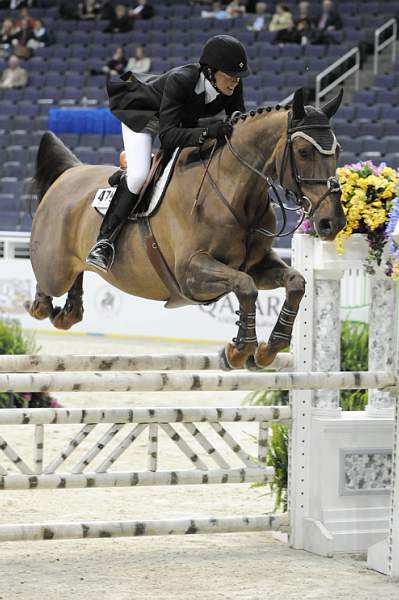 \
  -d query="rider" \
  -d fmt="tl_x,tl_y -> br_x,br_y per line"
86,34 -> 250,272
